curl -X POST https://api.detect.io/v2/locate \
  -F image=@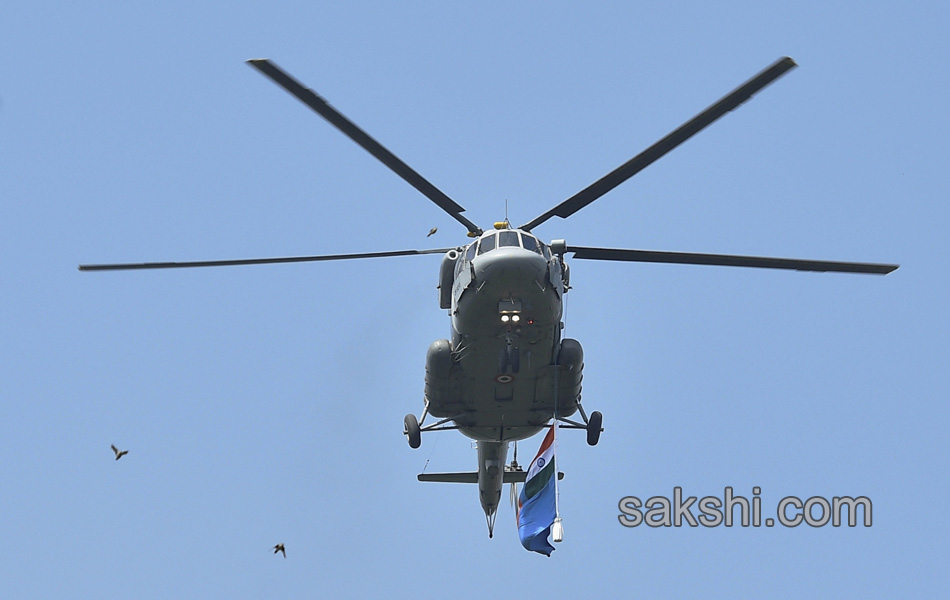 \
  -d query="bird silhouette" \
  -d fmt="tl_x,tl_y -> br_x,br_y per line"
427,227 -> 437,237
273,543 -> 286,558
111,445 -> 128,460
